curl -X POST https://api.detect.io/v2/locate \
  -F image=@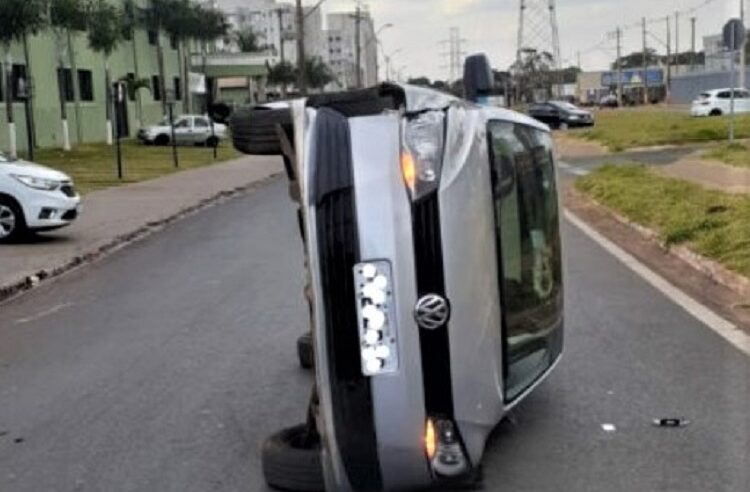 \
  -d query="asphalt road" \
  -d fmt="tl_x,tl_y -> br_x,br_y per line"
1,178 -> 748,492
